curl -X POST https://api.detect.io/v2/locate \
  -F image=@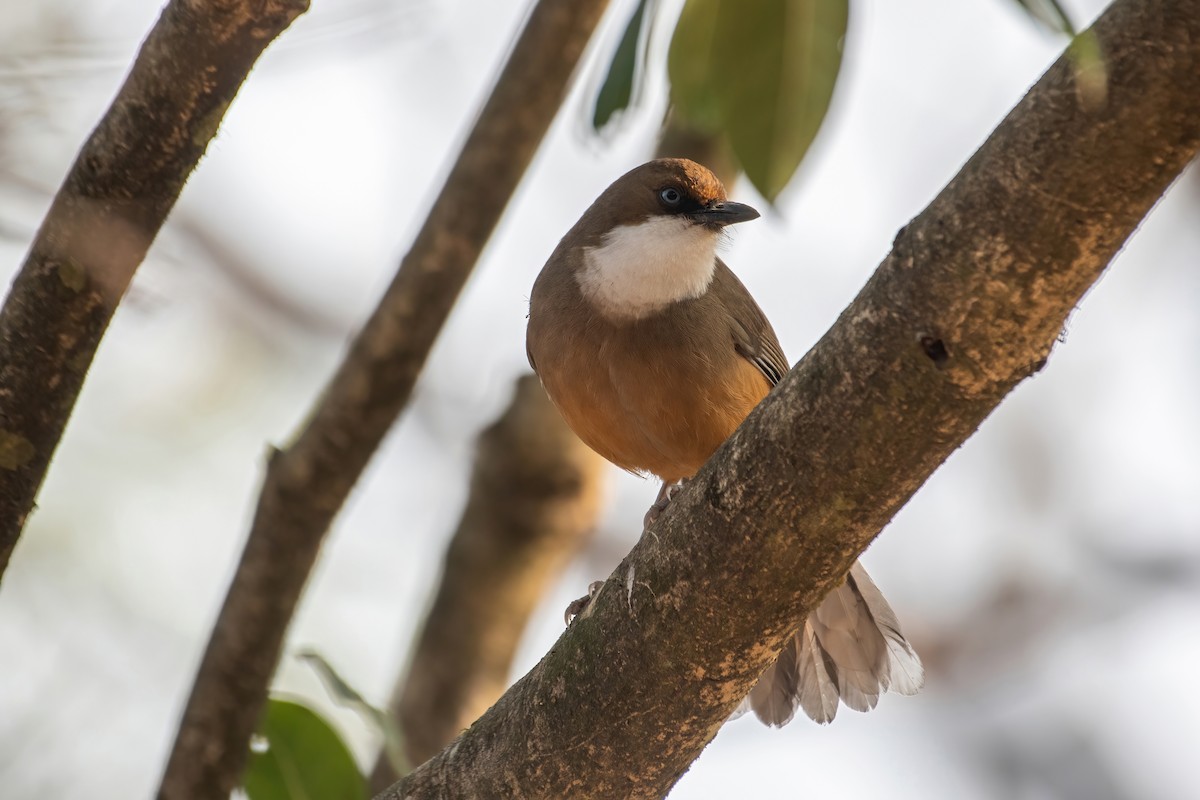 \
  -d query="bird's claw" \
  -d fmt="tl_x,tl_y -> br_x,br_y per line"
642,478 -> 688,532
564,580 -> 605,624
